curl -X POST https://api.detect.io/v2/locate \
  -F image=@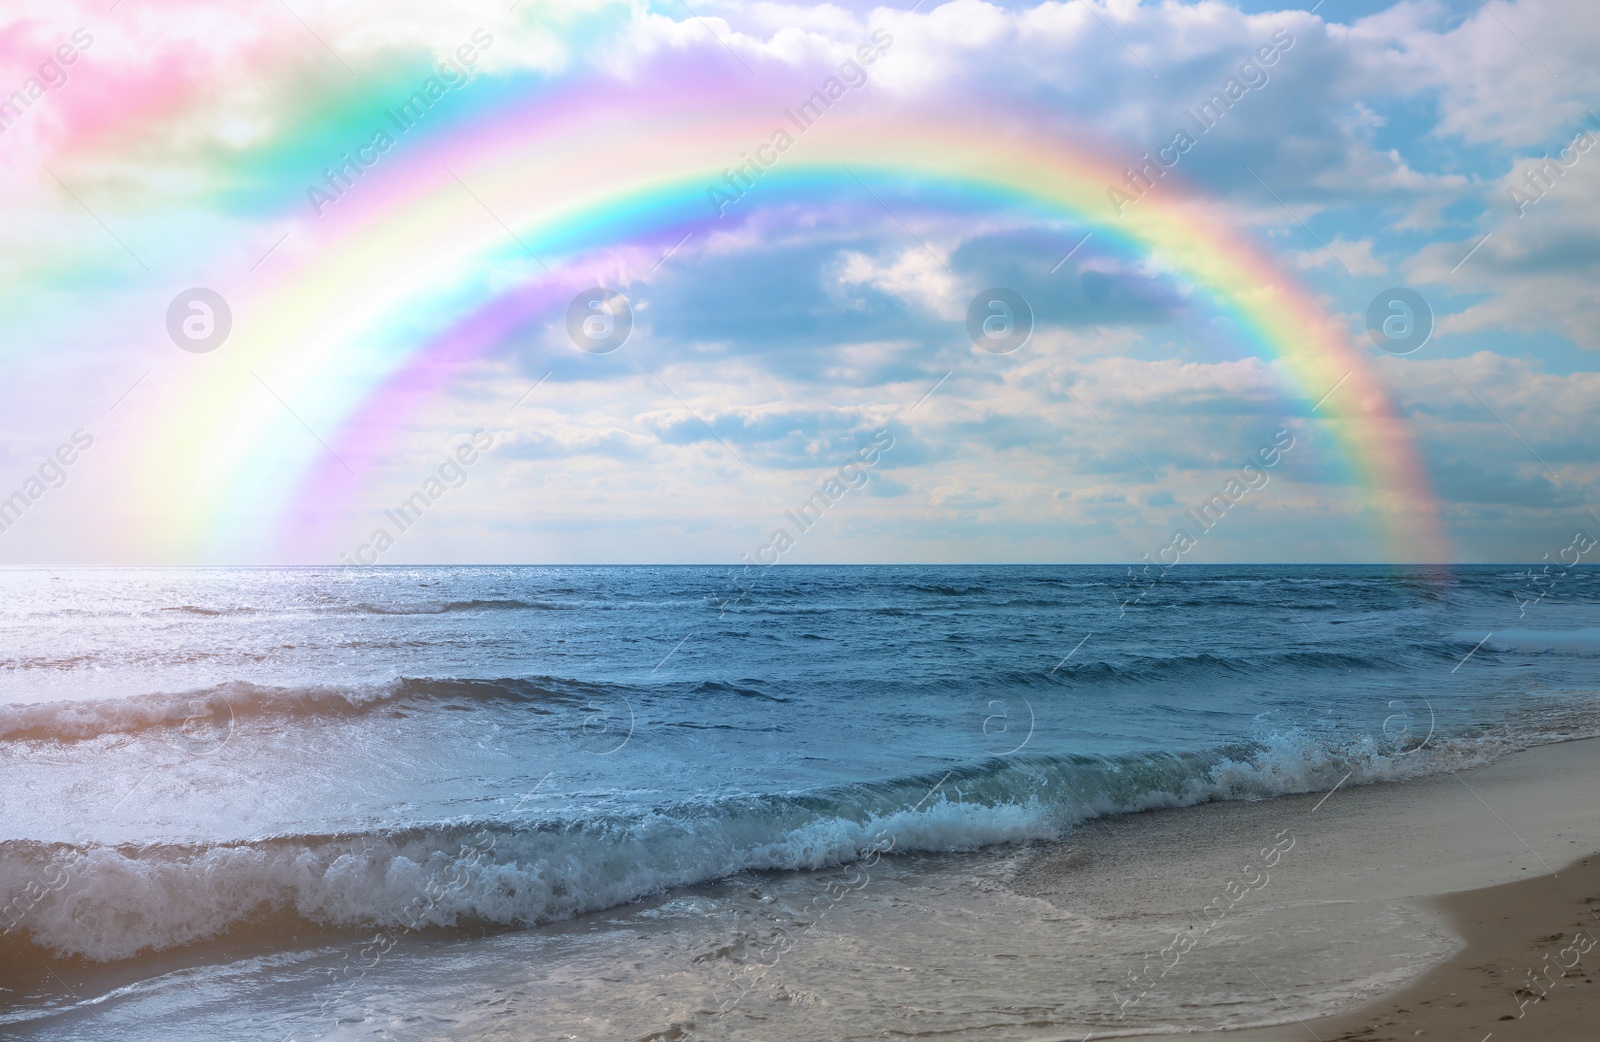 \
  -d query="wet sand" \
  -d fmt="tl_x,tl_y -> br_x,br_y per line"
1012,736 -> 1600,1039
1213,852 -> 1600,1042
